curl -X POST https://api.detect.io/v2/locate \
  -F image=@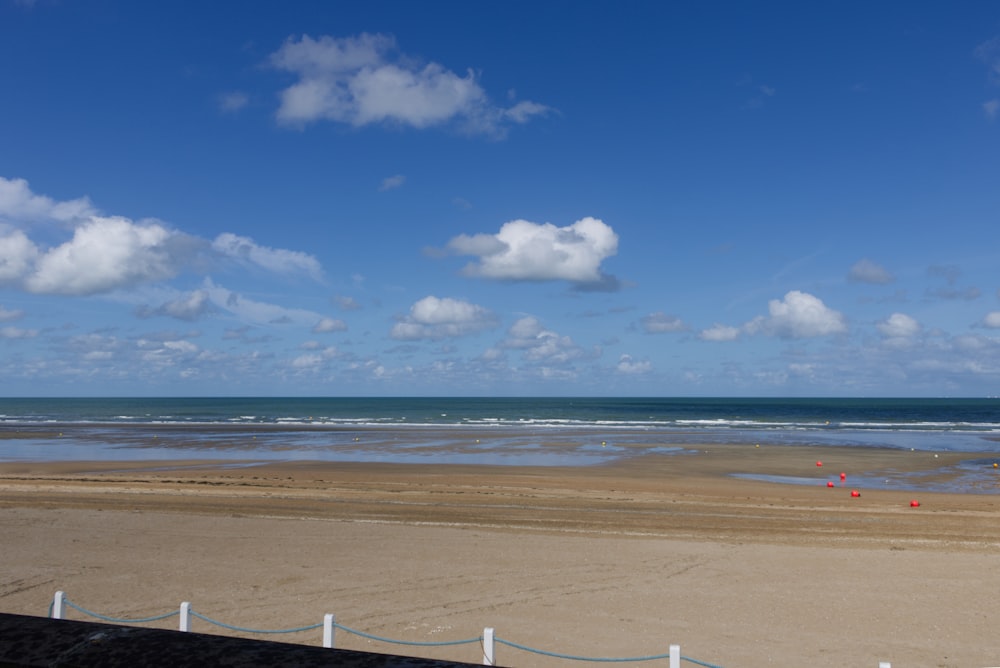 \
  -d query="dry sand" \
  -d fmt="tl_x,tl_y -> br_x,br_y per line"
1,442 -> 999,667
